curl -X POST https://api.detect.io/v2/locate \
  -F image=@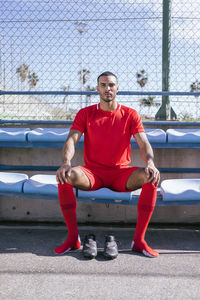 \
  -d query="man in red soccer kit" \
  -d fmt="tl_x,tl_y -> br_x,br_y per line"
55,71 -> 160,258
